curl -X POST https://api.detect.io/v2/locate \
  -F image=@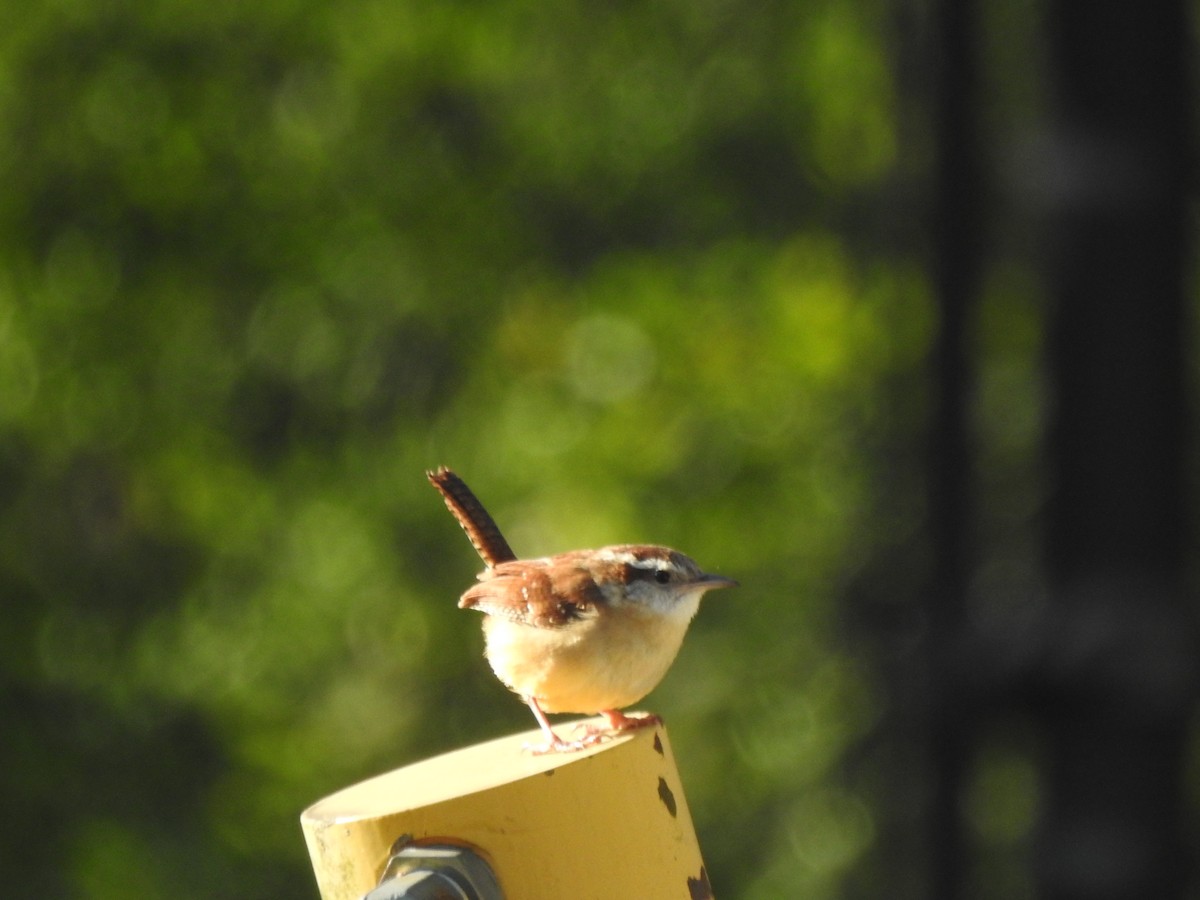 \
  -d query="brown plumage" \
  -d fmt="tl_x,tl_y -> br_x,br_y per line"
460,554 -> 606,628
